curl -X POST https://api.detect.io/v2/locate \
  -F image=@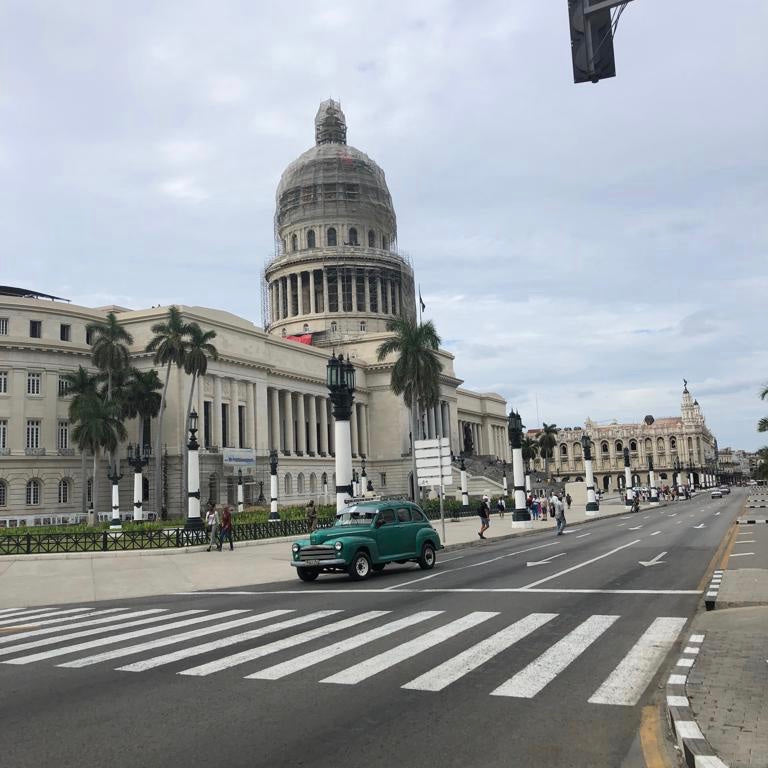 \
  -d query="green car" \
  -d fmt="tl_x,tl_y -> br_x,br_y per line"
290,500 -> 442,582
